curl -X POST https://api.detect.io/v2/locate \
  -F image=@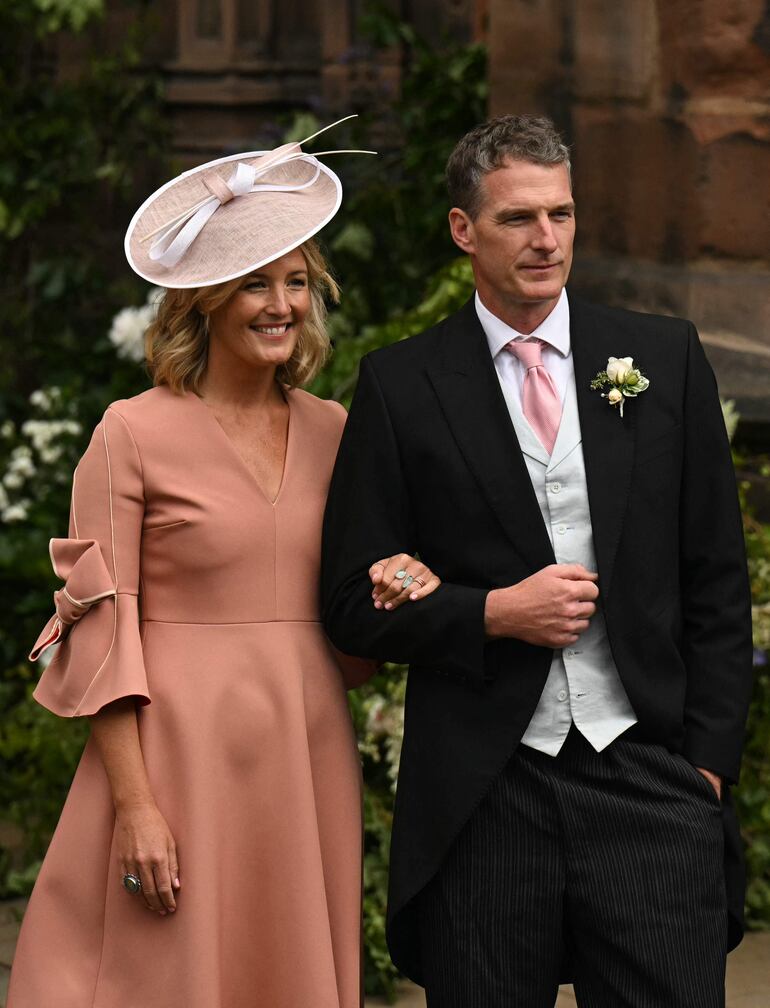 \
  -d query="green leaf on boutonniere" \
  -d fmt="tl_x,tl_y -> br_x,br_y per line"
590,371 -> 610,390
